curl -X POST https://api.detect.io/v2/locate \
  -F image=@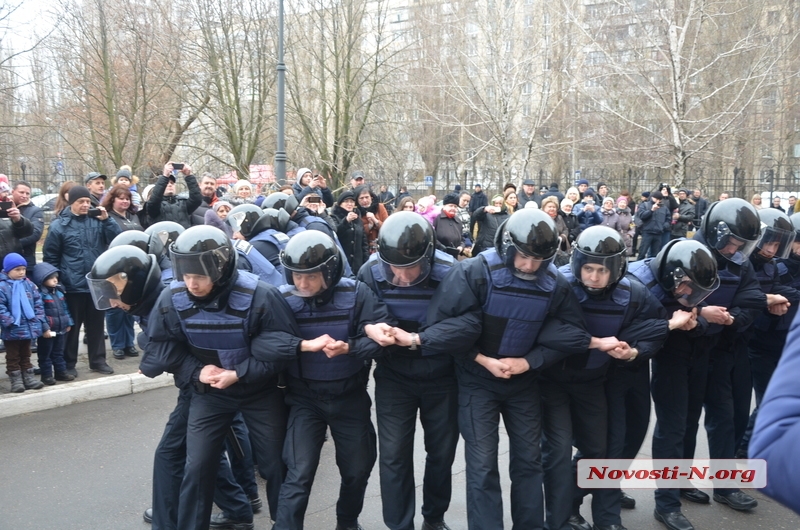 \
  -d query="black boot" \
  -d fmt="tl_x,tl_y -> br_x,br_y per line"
9,370 -> 24,393
22,368 -> 45,390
